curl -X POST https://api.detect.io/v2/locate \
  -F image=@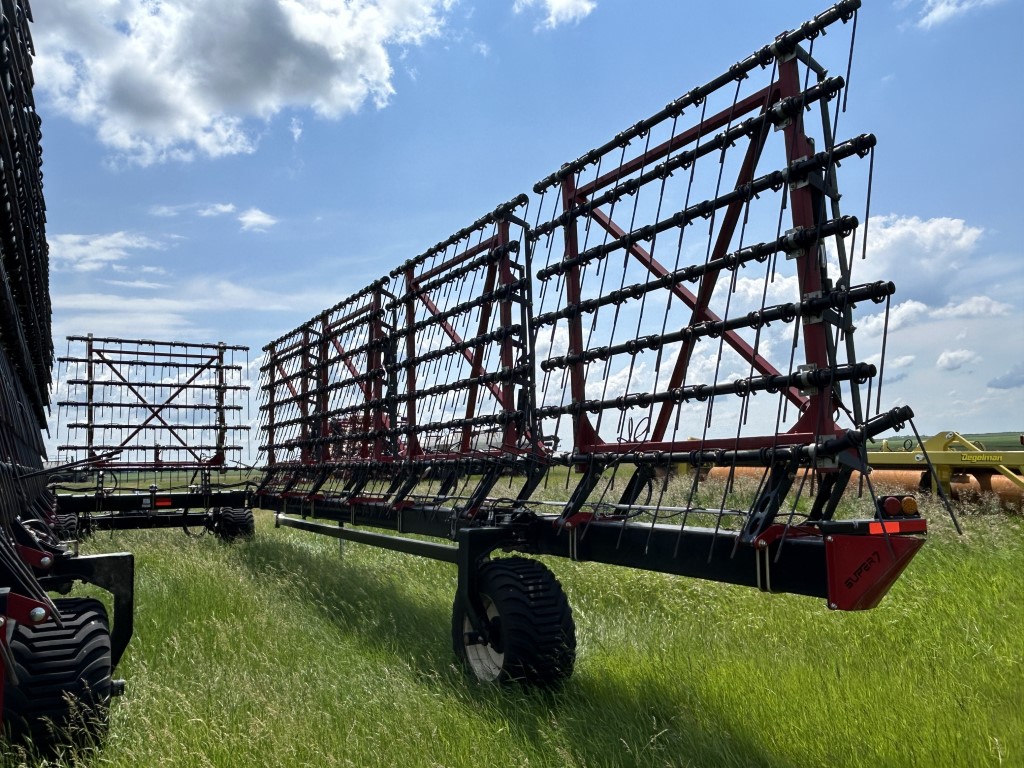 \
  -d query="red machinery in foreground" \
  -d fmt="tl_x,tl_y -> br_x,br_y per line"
258,0 -> 929,686
0,0 -> 133,748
